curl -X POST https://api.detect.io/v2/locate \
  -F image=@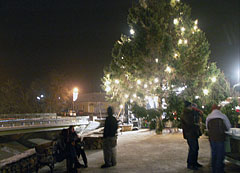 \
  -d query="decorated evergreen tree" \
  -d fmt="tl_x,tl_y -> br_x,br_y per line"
102,0 -> 230,131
